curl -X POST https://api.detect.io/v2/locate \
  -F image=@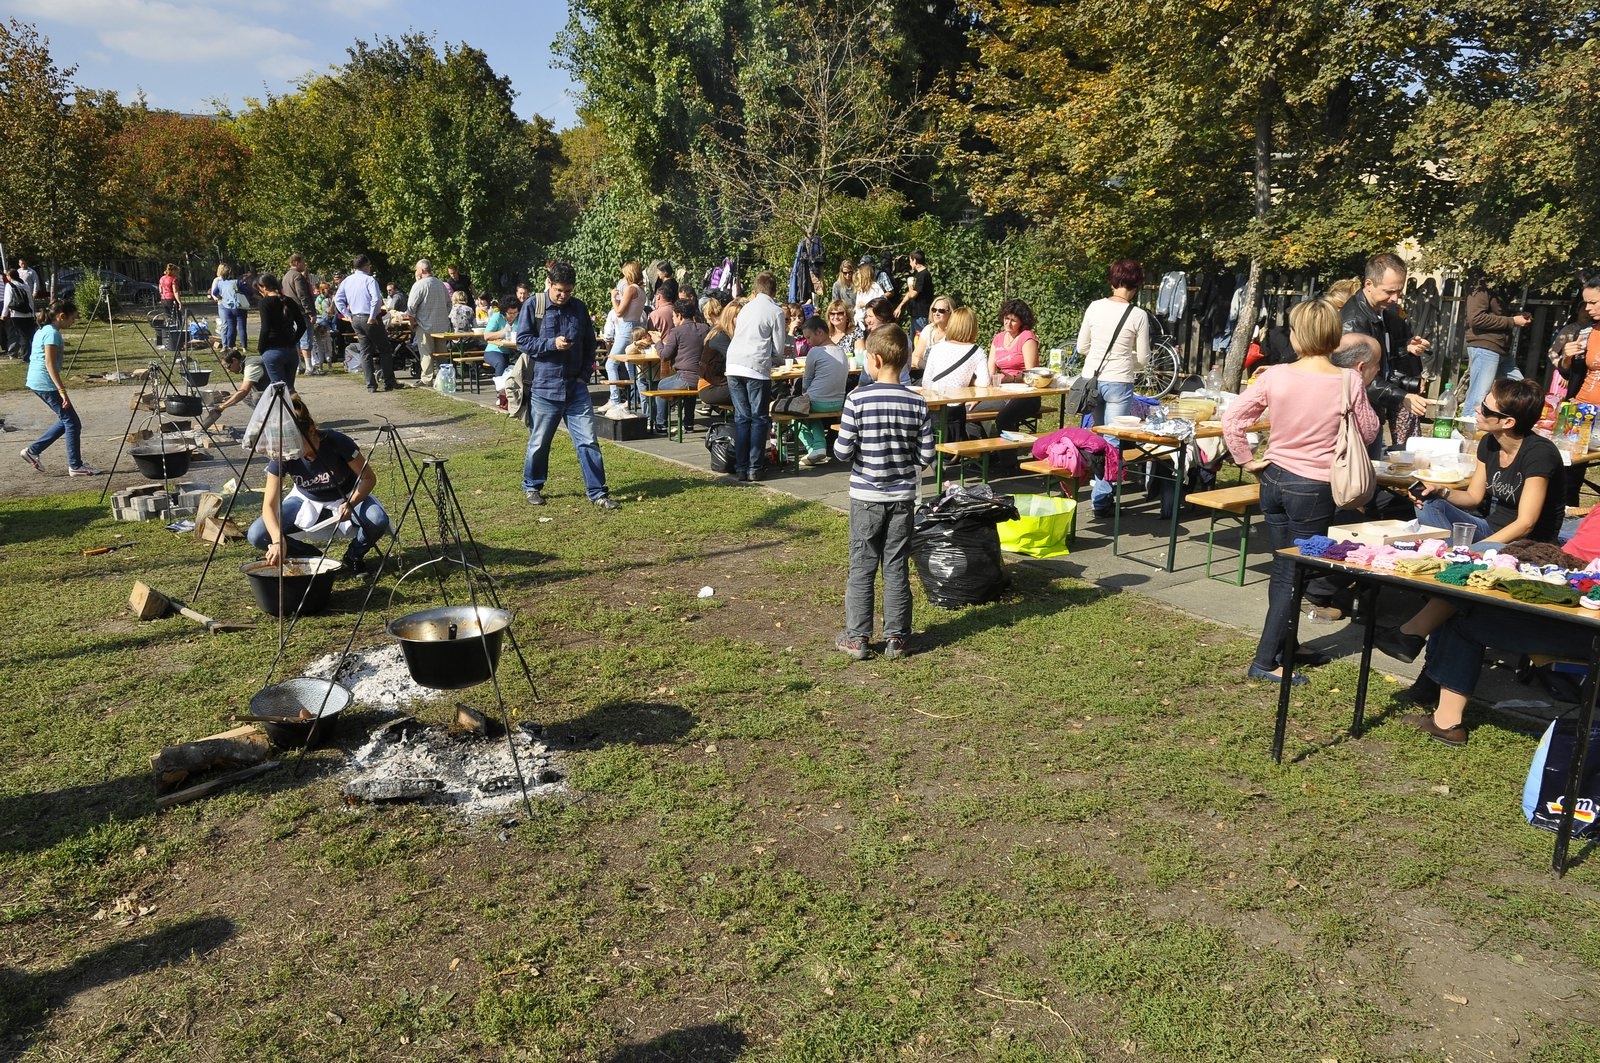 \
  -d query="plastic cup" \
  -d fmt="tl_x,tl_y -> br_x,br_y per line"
1451,522 -> 1475,550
